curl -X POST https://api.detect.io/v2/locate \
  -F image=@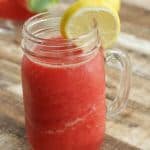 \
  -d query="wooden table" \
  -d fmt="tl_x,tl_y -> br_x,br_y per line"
0,2 -> 149,150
